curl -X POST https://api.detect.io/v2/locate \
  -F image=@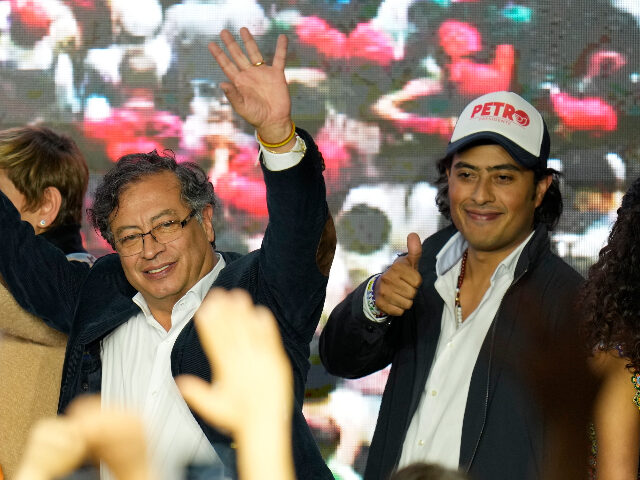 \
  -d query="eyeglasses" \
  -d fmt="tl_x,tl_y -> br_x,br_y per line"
115,210 -> 197,257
